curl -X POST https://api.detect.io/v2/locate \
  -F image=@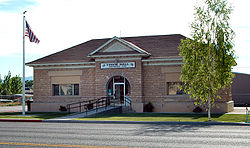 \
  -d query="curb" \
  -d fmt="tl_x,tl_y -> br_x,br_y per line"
0,119 -> 42,122
42,120 -> 250,126
0,119 -> 249,126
